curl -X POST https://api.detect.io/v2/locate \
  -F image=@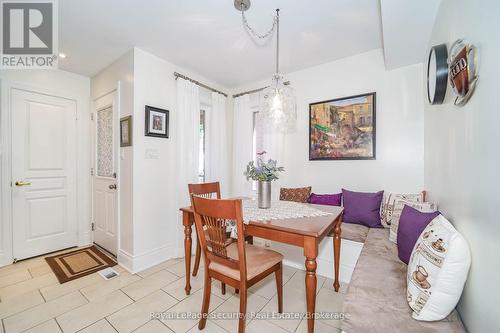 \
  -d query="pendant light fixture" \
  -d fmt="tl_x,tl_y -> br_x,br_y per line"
235,0 -> 296,133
